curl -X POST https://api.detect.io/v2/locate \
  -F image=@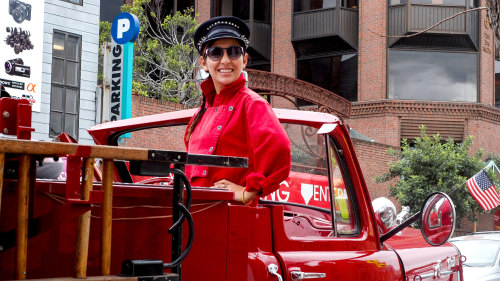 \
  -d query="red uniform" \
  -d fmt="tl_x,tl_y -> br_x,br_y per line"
185,74 -> 291,196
